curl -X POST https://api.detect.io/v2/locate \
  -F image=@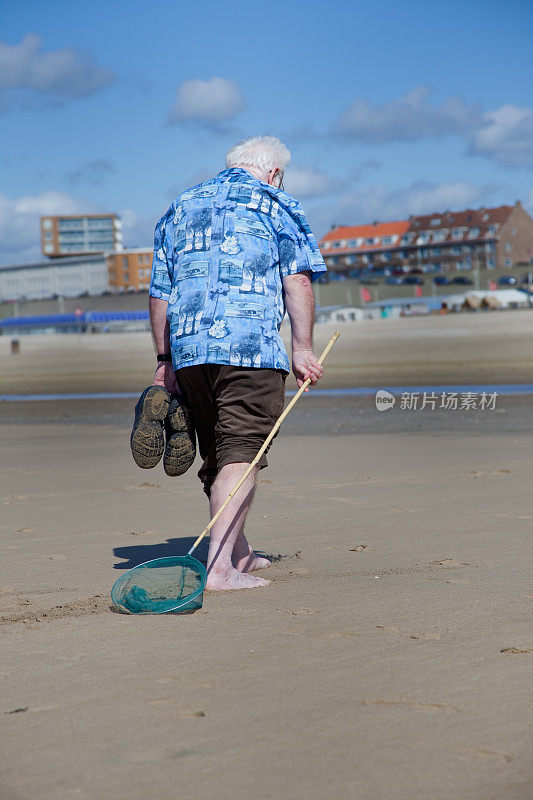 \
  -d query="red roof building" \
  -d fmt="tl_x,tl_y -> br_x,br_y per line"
319,202 -> 533,275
